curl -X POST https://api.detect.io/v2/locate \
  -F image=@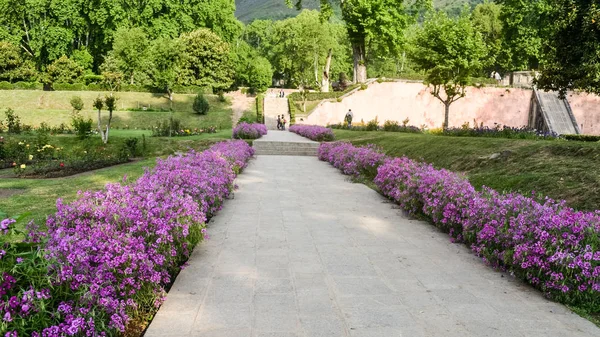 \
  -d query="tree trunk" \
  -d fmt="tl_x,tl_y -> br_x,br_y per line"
169,89 -> 173,137
321,49 -> 332,93
97,109 -> 105,143
352,43 -> 367,84
130,73 -> 134,85
104,110 -> 113,144
444,103 -> 450,130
